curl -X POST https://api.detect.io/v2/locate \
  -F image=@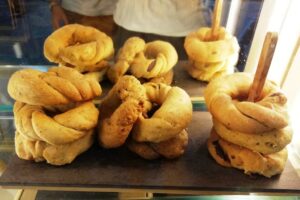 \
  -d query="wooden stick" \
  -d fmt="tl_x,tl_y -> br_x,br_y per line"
211,0 -> 223,40
247,32 -> 278,102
